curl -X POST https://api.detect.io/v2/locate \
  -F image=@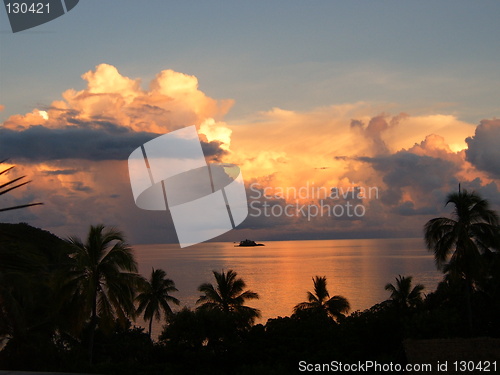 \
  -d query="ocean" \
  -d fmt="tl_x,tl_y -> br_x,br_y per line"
133,238 -> 443,339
